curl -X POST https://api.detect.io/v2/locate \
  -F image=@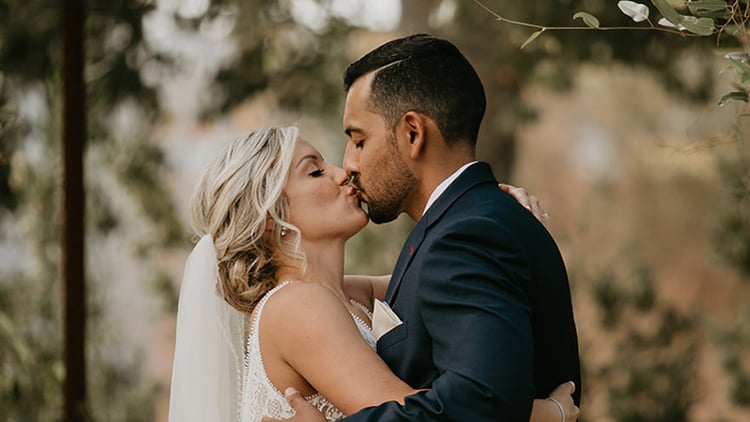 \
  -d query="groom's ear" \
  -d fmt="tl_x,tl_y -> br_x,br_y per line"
399,111 -> 427,161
